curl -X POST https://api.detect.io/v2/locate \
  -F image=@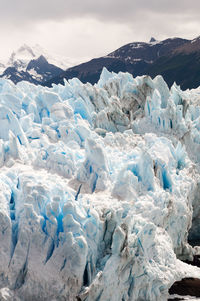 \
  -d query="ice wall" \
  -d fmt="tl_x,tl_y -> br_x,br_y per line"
0,70 -> 200,300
